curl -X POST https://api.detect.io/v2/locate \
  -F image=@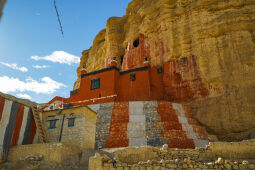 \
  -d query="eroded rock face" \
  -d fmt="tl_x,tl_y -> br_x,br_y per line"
74,0 -> 255,141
